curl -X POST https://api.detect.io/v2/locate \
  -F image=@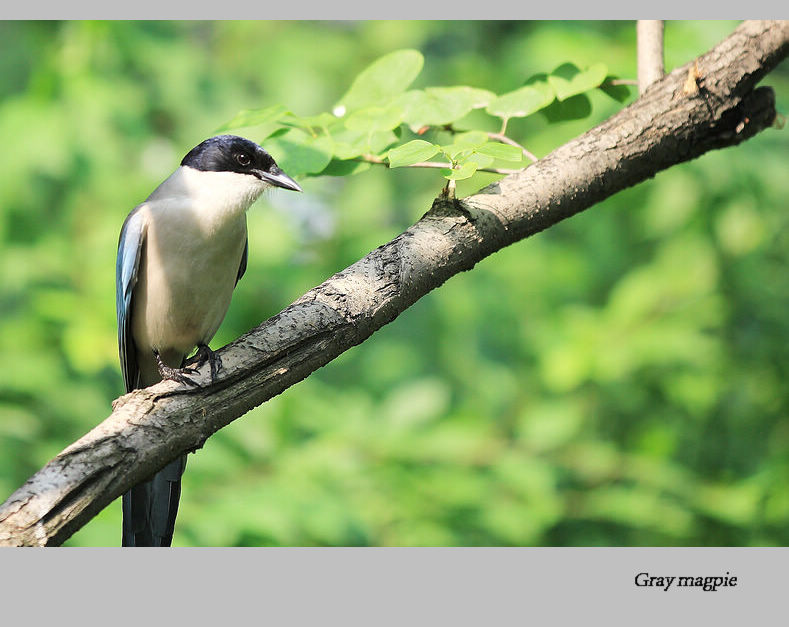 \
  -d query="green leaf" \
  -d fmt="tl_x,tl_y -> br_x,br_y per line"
329,128 -> 398,159
345,104 -> 404,133
264,128 -> 333,176
442,161 -> 478,180
368,130 -> 399,155
547,62 -> 608,101
336,49 -> 424,113
541,93 -> 592,122
439,144 -> 469,161
599,76 -> 633,102
439,130 -> 489,160
454,130 -> 490,146
216,105 -> 290,133
460,152 -> 495,169
329,128 -> 369,159
475,142 -> 523,162
486,83 -> 555,119
280,112 -> 339,133
522,73 -> 556,103
399,87 -> 495,130
525,72 -> 549,84
443,86 -> 496,109
387,139 -> 440,168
